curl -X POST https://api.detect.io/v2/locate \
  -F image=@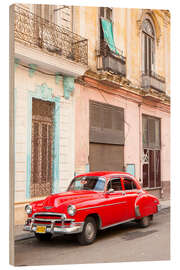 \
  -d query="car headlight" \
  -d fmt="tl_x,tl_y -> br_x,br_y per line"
67,205 -> 76,216
25,204 -> 32,215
